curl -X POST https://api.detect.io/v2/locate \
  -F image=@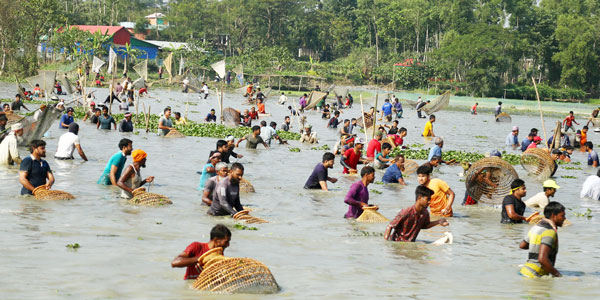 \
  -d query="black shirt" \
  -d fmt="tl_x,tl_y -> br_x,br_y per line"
321,108 -> 330,119
90,115 -> 99,124
281,123 -> 290,132
304,163 -> 328,189
501,195 -> 525,224
19,156 -> 52,195
119,119 -> 134,132
328,117 -> 339,128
